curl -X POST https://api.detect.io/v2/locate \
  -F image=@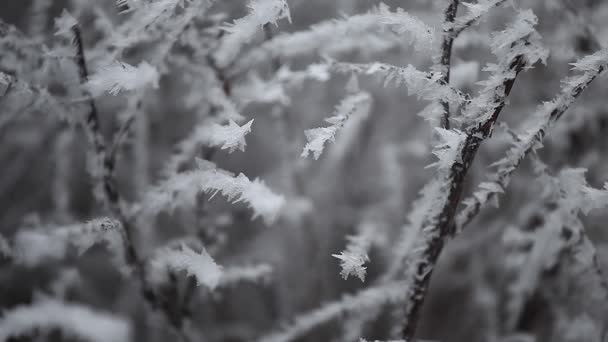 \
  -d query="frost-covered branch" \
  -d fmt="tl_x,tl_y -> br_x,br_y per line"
11,218 -> 127,271
0,72 -> 74,127
148,243 -> 223,290
0,298 -> 131,342
451,0 -> 508,37
140,159 -> 285,224
214,0 -> 292,67
162,119 -> 254,176
326,60 -> 469,106
235,3 -> 433,74
257,281 -> 406,342
394,11 -> 547,339
301,91 -> 372,160
436,0 -> 460,128
502,167 -> 608,332
219,263 -> 273,287
455,48 -> 608,232
84,61 -> 159,97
